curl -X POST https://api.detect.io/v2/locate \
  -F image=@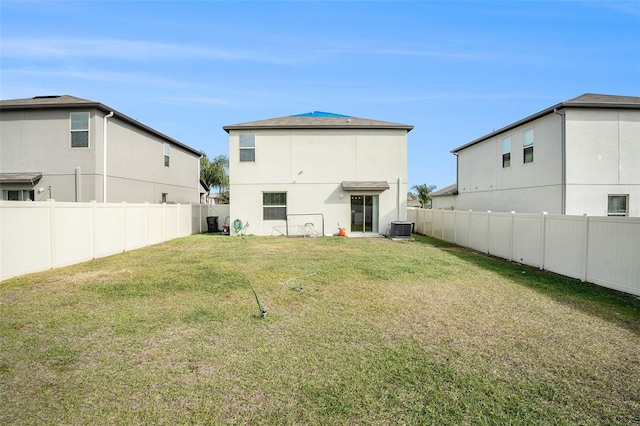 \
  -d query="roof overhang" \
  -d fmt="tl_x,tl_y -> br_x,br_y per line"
341,181 -> 390,191
0,172 -> 42,185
